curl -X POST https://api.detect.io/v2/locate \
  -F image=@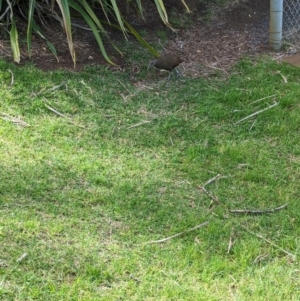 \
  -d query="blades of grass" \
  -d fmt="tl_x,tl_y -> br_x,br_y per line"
32,21 -> 59,62
56,0 -> 76,64
123,19 -> 159,57
27,0 -> 36,57
69,1 -> 117,66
